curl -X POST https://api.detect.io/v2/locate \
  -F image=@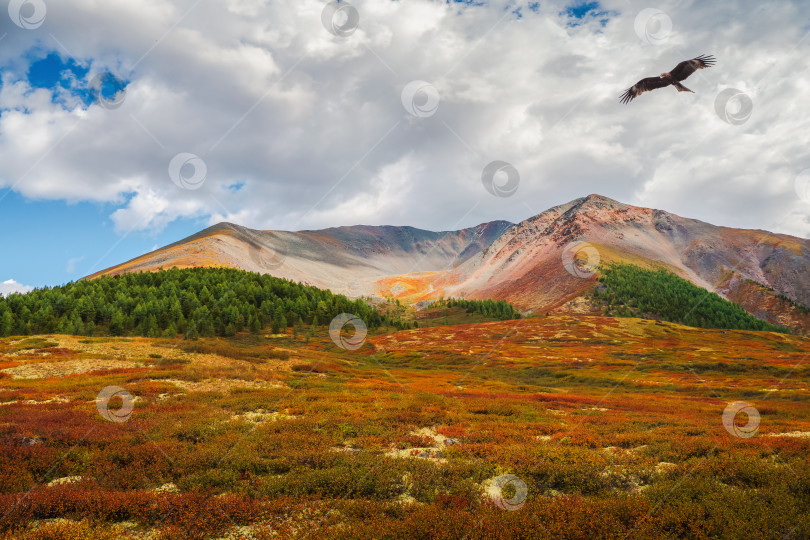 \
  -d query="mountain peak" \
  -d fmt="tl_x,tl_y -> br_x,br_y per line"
577,193 -> 628,209
87,194 -> 810,331
584,193 -> 614,202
